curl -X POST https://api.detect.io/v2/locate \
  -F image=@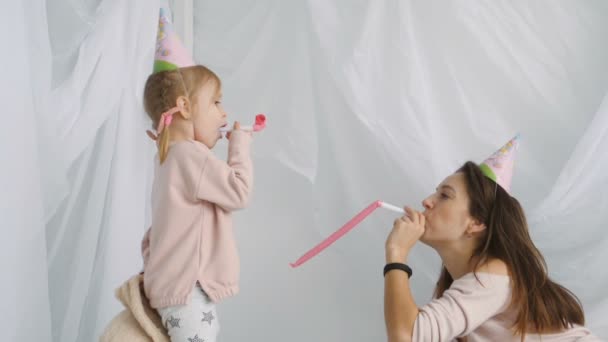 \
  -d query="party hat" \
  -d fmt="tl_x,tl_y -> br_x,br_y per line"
479,134 -> 520,193
153,7 -> 195,73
